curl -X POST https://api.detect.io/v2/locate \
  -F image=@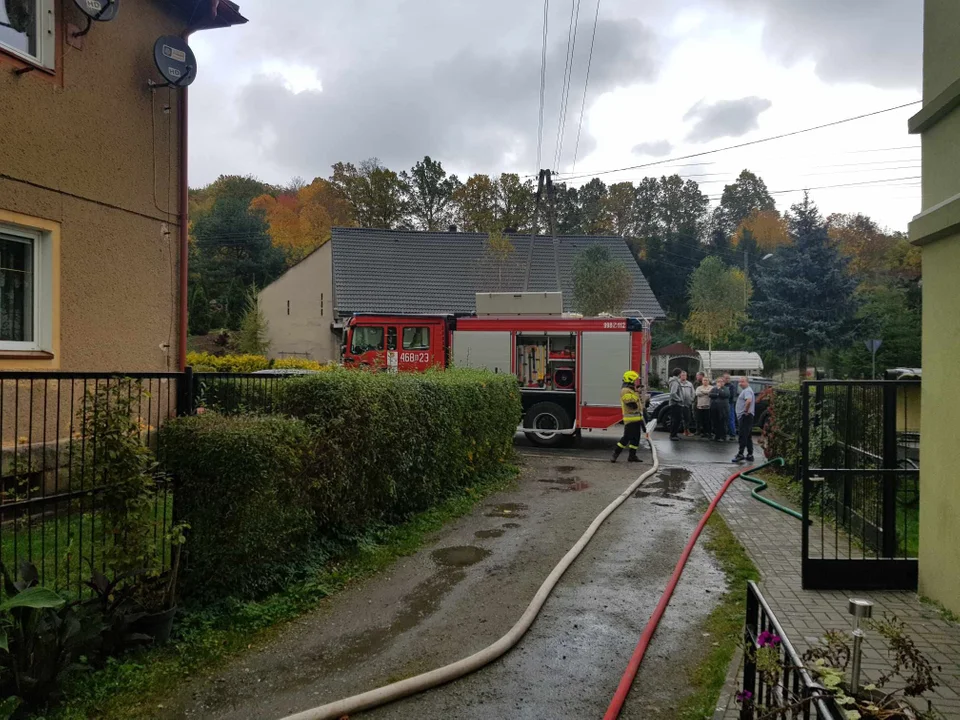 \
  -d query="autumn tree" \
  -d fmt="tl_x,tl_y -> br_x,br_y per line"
330,159 -> 409,229
481,229 -> 516,291
236,286 -> 270,355
553,182 -> 582,235
750,194 -> 857,379
572,245 -> 632,316
404,156 -> 460,231
250,178 -> 355,263
684,256 -> 750,372
453,174 -> 499,232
